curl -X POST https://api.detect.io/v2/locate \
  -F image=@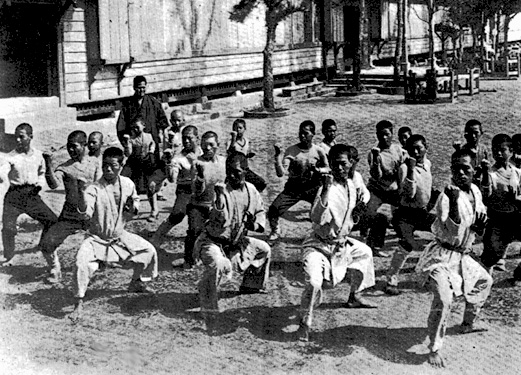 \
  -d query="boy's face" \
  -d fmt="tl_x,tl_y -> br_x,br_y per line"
407,140 -> 427,162
399,131 -> 411,147
88,135 -> 102,154
102,157 -> 123,181
323,125 -> 337,141
376,128 -> 393,148
464,125 -> 482,146
233,123 -> 246,137
299,125 -> 314,145
201,136 -> 218,159
227,159 -> 246,189
15,129 -> 32,152
492,142 -> 512,164
134,81 -> 146,98
170,112 -> 184,130
182,131 -> 198,151
67,140 -> 86,161
131,122 -> 144,136
451,155 -> 474,190
331,152 -> 353,183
